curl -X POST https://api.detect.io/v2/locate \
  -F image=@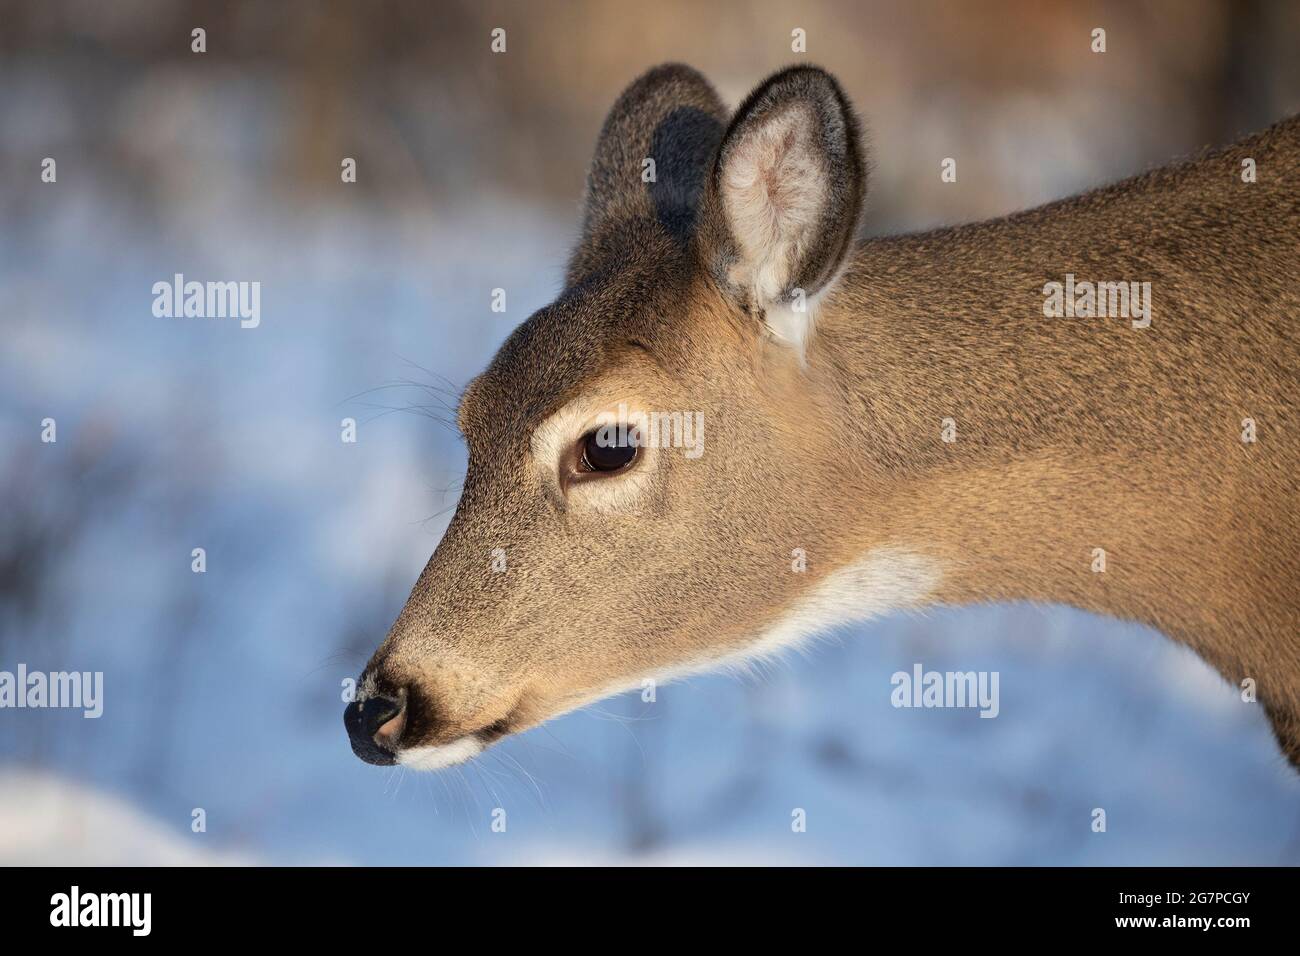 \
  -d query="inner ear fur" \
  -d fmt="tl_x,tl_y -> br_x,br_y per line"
703,65 -> 867,312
